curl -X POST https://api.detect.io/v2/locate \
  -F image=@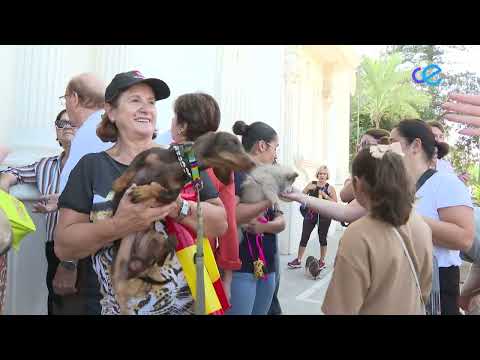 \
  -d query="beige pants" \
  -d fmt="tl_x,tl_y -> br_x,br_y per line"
460,263 -> 480,315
